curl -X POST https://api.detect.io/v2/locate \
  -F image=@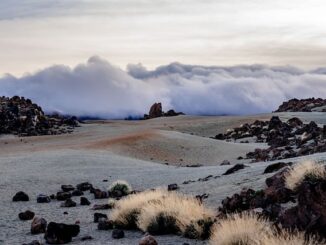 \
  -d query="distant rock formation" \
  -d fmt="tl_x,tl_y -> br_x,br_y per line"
143,102 -> 184,119
0,96 -> 79,136
275,97 -> 326,112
